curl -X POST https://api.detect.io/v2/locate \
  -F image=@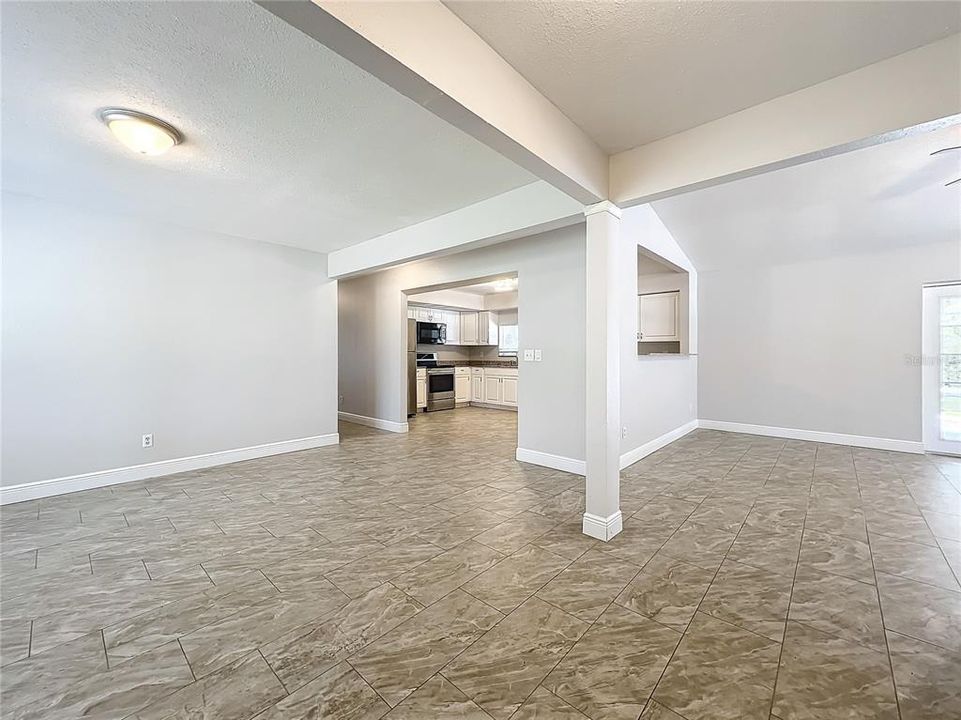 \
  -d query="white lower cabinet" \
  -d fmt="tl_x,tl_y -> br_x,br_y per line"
416,368 -> 427,409
454,368 -> 470,404
483,374 -> 503,404
471,369 -> 484,402
502,376 -> 518,406
473,367 -> 518,409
